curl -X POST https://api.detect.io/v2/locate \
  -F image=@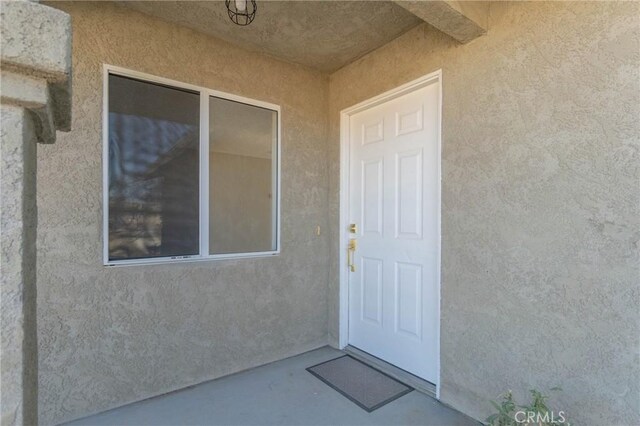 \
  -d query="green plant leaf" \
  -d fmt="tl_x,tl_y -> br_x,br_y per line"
490,400 -> 502,411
